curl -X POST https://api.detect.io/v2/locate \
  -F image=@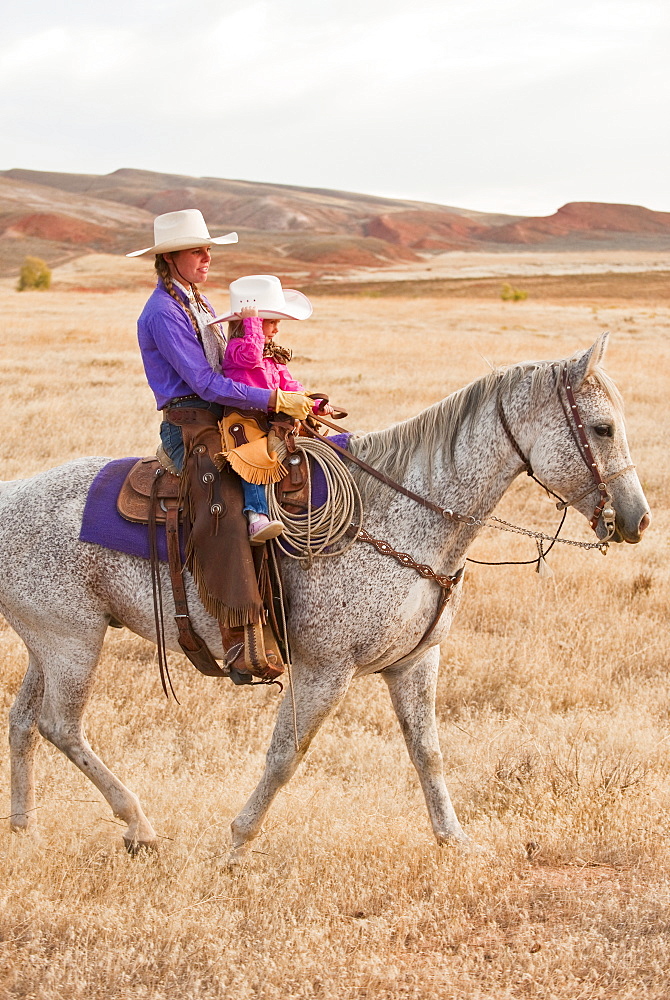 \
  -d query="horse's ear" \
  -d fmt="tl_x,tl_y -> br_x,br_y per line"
568,332 -> 609,390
